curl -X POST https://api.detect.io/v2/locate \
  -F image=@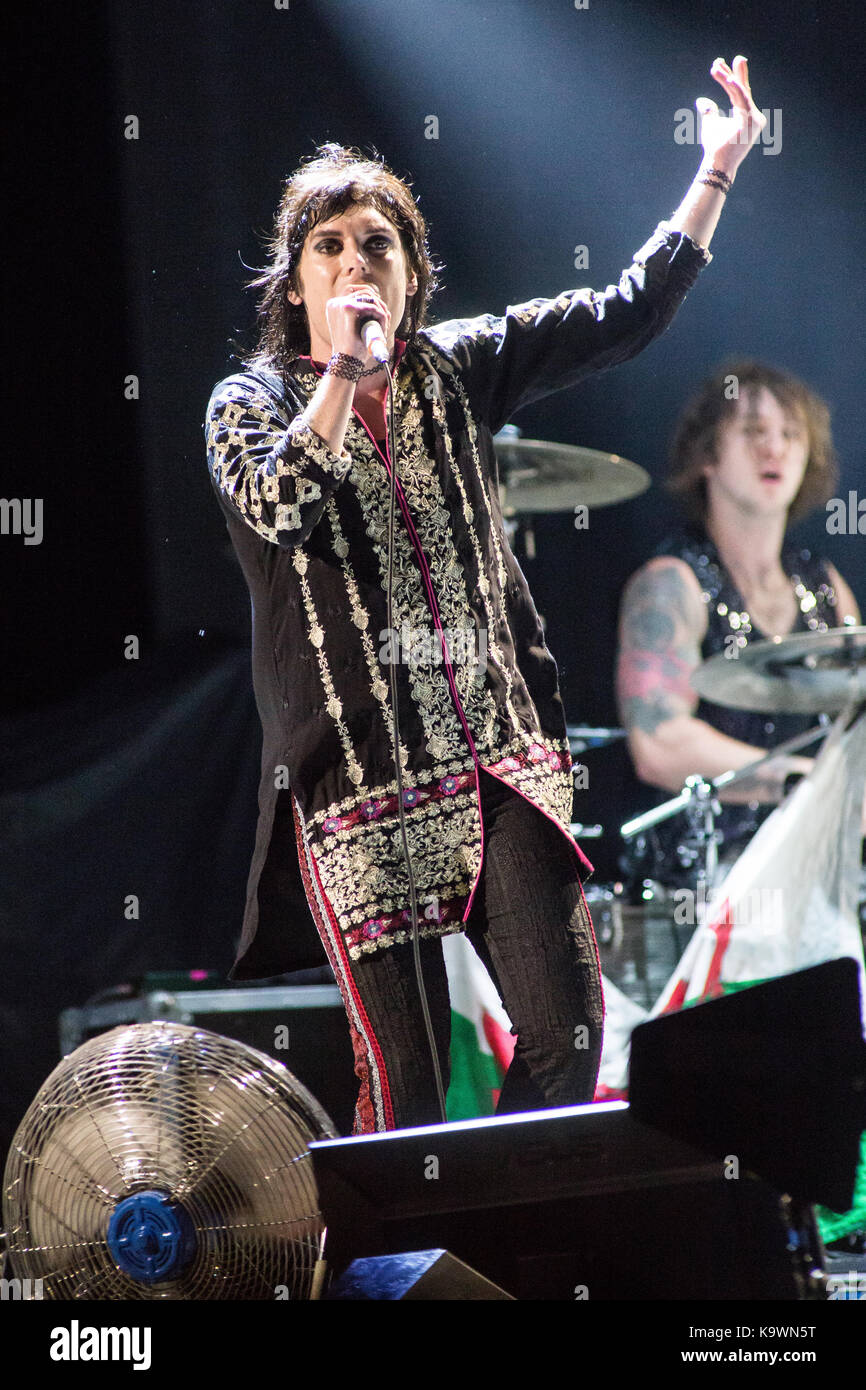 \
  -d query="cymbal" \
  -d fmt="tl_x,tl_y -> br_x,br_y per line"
690,625 -> 866,714
493,432 -> 650,512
